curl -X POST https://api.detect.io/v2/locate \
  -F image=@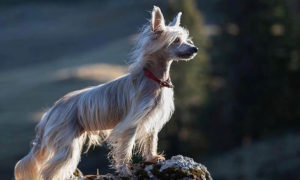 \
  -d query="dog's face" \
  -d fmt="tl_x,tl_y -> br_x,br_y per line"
149,6 -> 198,61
